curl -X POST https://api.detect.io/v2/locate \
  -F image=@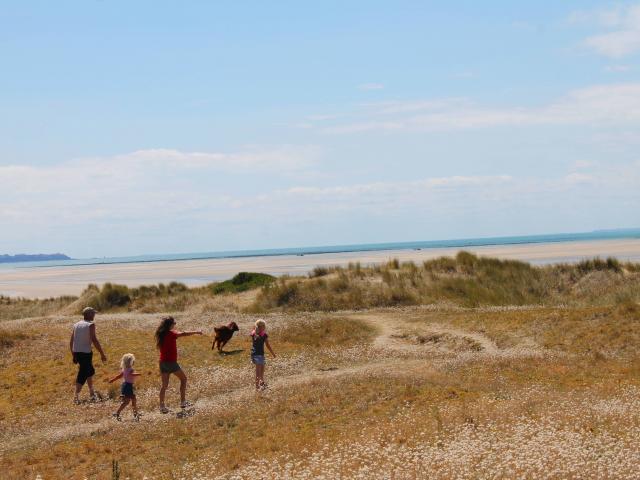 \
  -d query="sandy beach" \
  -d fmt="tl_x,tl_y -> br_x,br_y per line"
2,238 -> 640,299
